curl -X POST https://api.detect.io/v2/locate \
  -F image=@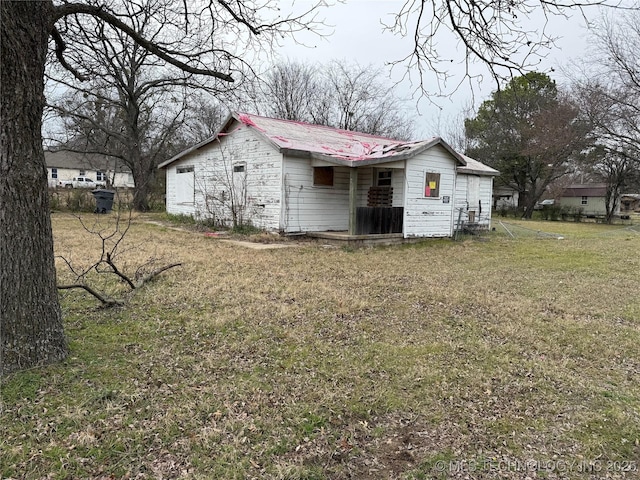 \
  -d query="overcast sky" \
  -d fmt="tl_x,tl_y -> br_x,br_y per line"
275,0 -> 609,139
